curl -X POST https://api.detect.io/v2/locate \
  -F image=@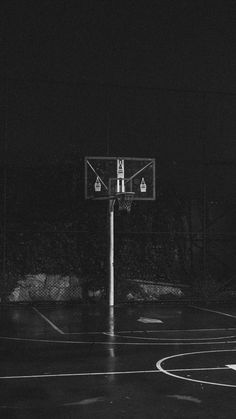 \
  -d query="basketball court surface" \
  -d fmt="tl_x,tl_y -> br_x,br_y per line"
1,302 -> 236,418
1,157 -> 234,418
